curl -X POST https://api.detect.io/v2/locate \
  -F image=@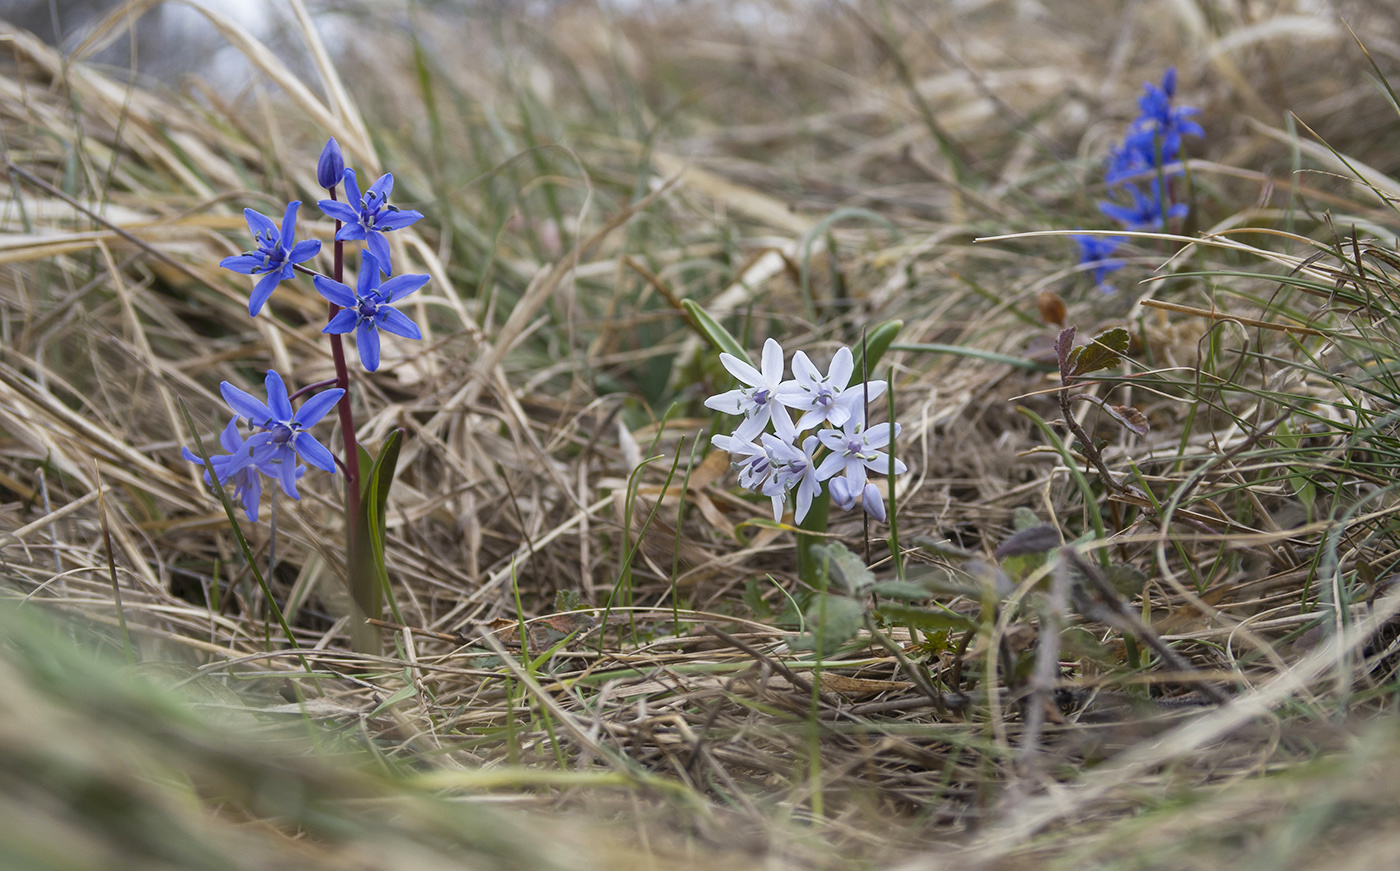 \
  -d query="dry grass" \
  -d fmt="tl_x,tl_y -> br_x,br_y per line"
6,0 -> 1400,867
